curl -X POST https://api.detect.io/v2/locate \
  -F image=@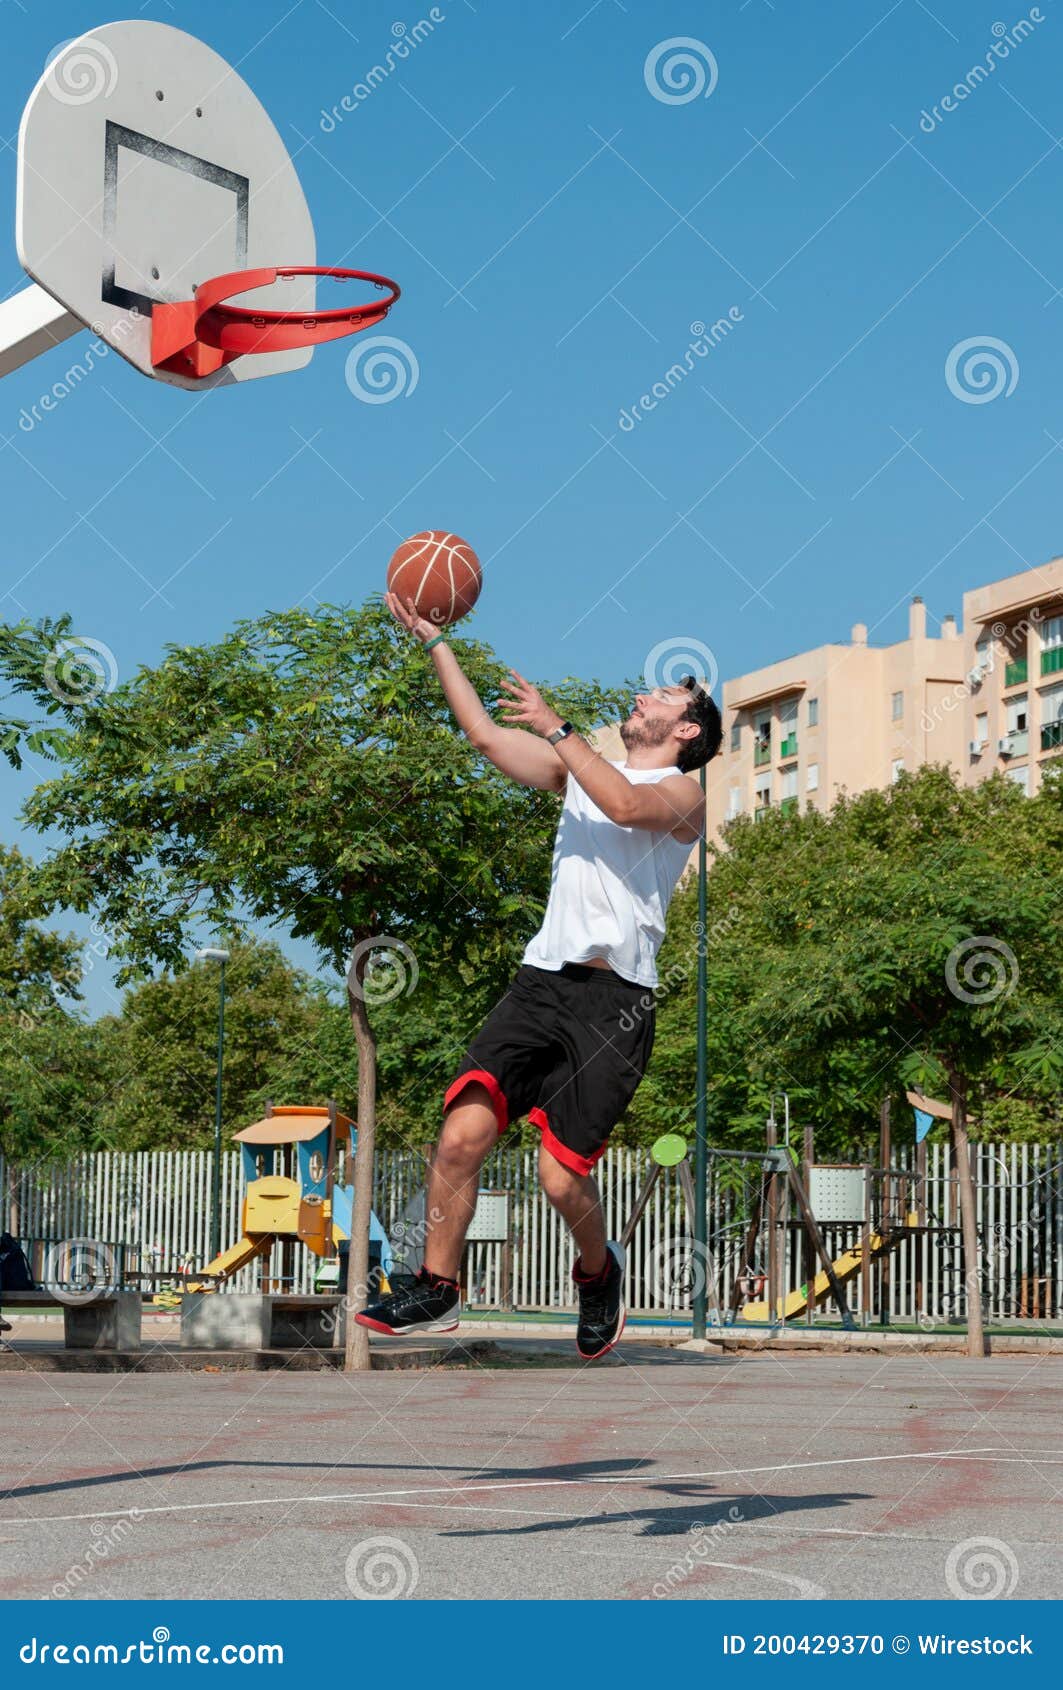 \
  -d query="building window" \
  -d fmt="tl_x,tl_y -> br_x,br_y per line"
1006,765 -> 1030,794
891,691 -> 903,721
807,696 -> 819,727
730,719 -> 740,753
806,762 -> 819,792
1041,684 -> 1063,752
1006,695 -> 1028,733
754,779 -> 771,817
754,717 -> 771,766
891,758 -> 905,783
1002,693 -> 1029,759
1041,614 -> 1063,677
975,712 -> 988,747
779,698 -> 798,759
726,785 -> 742,818
780,766 -> 798,816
